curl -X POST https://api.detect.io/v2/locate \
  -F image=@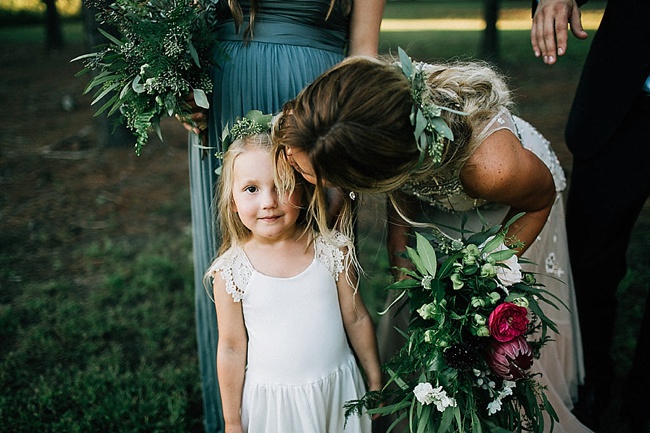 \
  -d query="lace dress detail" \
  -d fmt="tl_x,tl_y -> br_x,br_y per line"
314,232 -> 347,281
400,108 -> 566,212
207,232 -> 348,301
